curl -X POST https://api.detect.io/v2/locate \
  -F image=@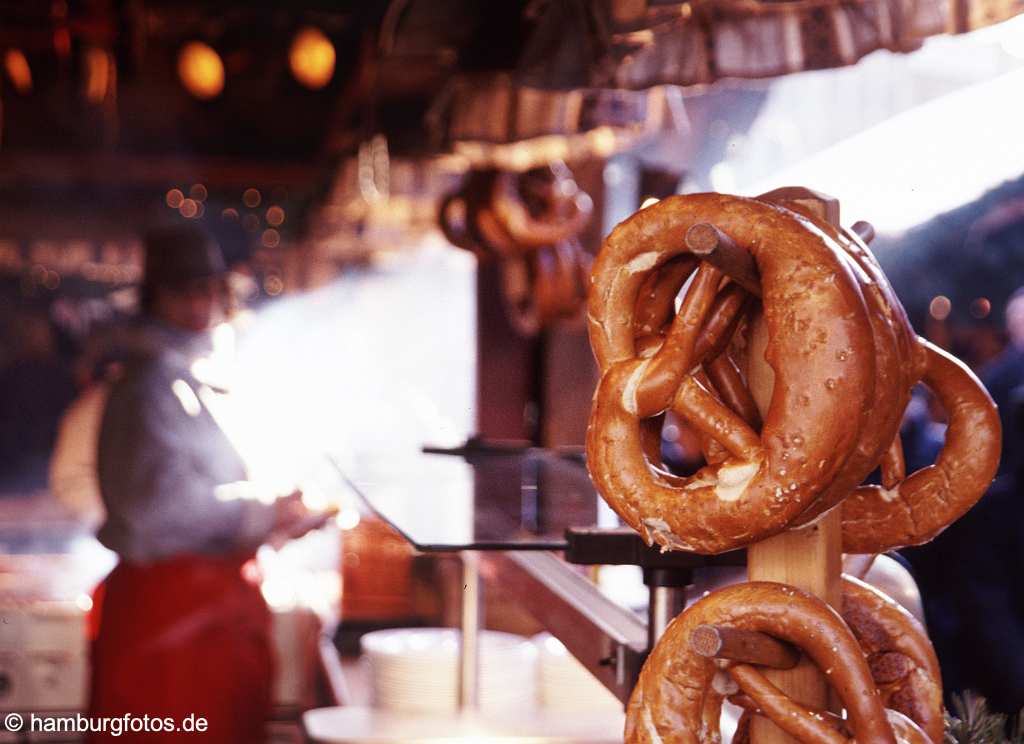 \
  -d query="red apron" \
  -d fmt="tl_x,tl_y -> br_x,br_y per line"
86,554 -> 273,744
